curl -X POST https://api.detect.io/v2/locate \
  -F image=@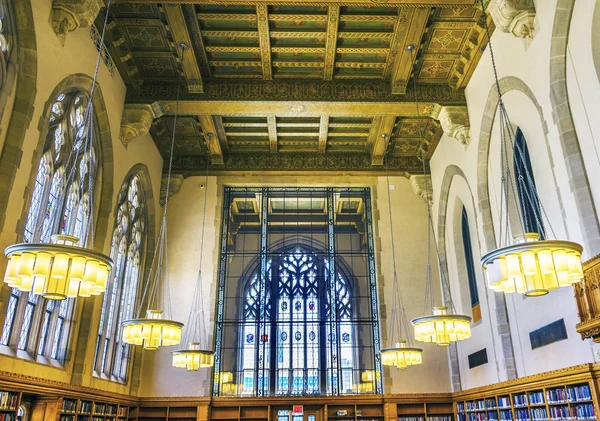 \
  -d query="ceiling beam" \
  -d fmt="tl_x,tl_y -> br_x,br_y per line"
371,116 -> 397,166
154,101 -> 440,119
318,115 -> 329,153
389,7 -> 431,94
267,115 -> 278,153
323,6 -> 339,80
163,4 -> 204,93
212,115 -> 229,154
205,46 -> 260,53
256,4 -> 273,80
198,115 -> 224,164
